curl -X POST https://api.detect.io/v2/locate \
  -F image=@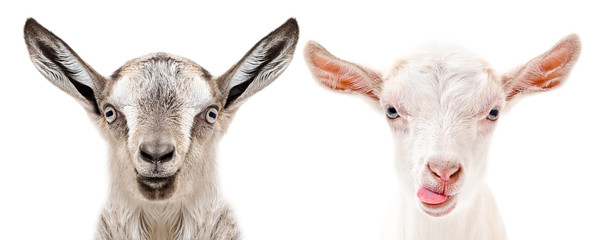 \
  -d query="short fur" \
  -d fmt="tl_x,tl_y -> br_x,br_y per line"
304,35 -> 580,239
24,18 -> 299,240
